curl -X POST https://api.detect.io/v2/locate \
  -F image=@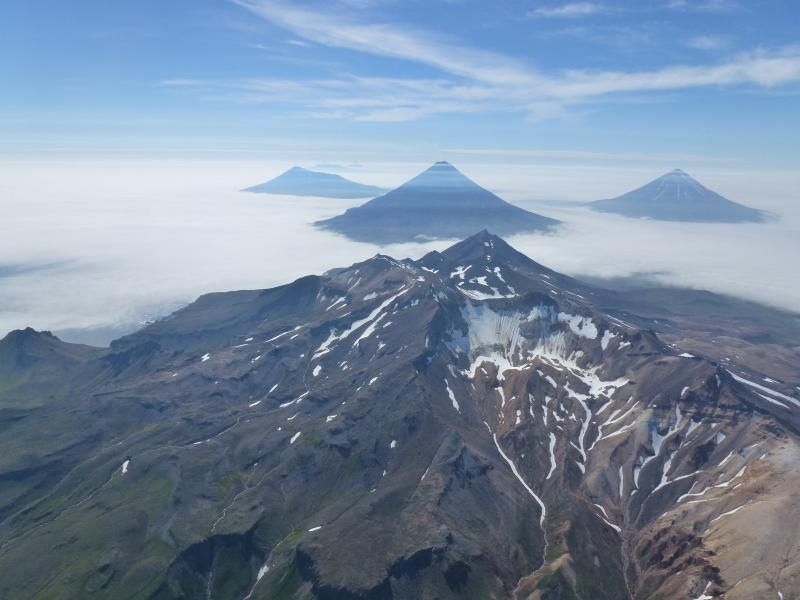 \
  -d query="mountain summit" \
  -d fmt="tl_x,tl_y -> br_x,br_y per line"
398,160 -> 481,191
590,169 -> 766,222
316,162 -> 560,243
1,232 -> 798,599
243,166 -> 385,199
